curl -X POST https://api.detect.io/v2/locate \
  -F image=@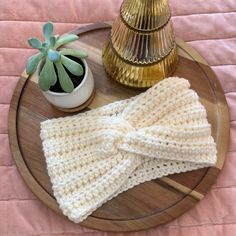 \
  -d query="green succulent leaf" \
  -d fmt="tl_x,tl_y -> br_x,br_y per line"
38,76 -> 50,91
38,59 -> 57,91
26,53 -> 44,75
39,47 -> 48,54
49,36 -> 56,47
48,49 -> 61,62
28,38 -> 42,49
61,55 -> 84,76
38,63 -> 51,91
55,61 -> 74,93
44,59 -> 57,86
42,42 -> 49,47
60,48 -> 88,59
43,21 -> 54,41
54,34 -> 79,49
